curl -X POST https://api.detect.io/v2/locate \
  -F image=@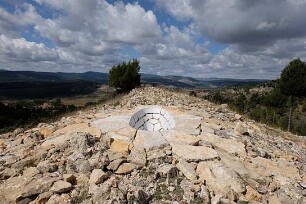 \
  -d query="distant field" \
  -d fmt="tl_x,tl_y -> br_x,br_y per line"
61,85 -> 116,106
